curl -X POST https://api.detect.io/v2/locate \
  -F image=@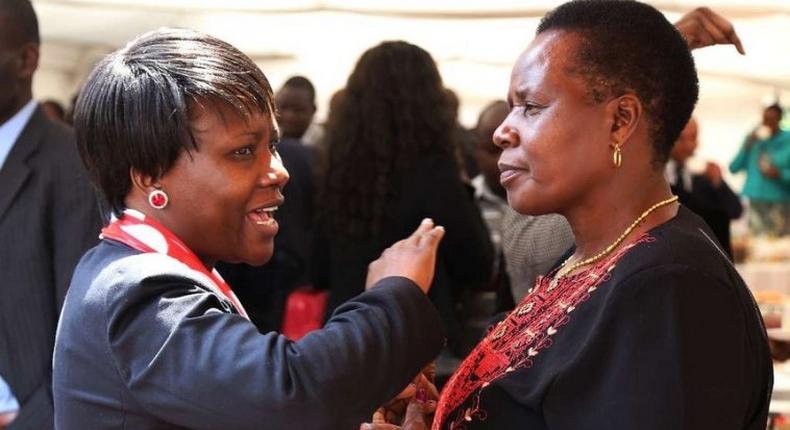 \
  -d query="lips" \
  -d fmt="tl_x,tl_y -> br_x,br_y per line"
247,197 -> 284,230
498,161 -> 530,185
